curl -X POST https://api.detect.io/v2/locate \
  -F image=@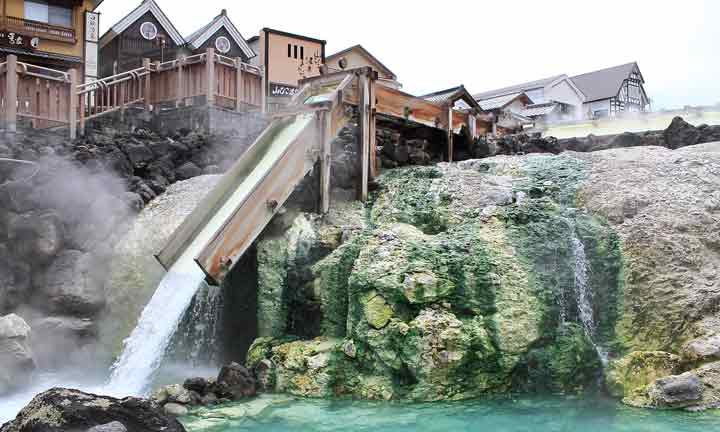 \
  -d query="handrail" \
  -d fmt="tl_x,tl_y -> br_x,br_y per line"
17,61 -> 70,82
77,66 -> 149,93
